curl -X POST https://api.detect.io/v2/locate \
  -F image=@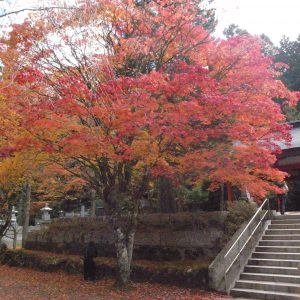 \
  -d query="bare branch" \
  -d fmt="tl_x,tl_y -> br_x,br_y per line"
0,6 -> 76,18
